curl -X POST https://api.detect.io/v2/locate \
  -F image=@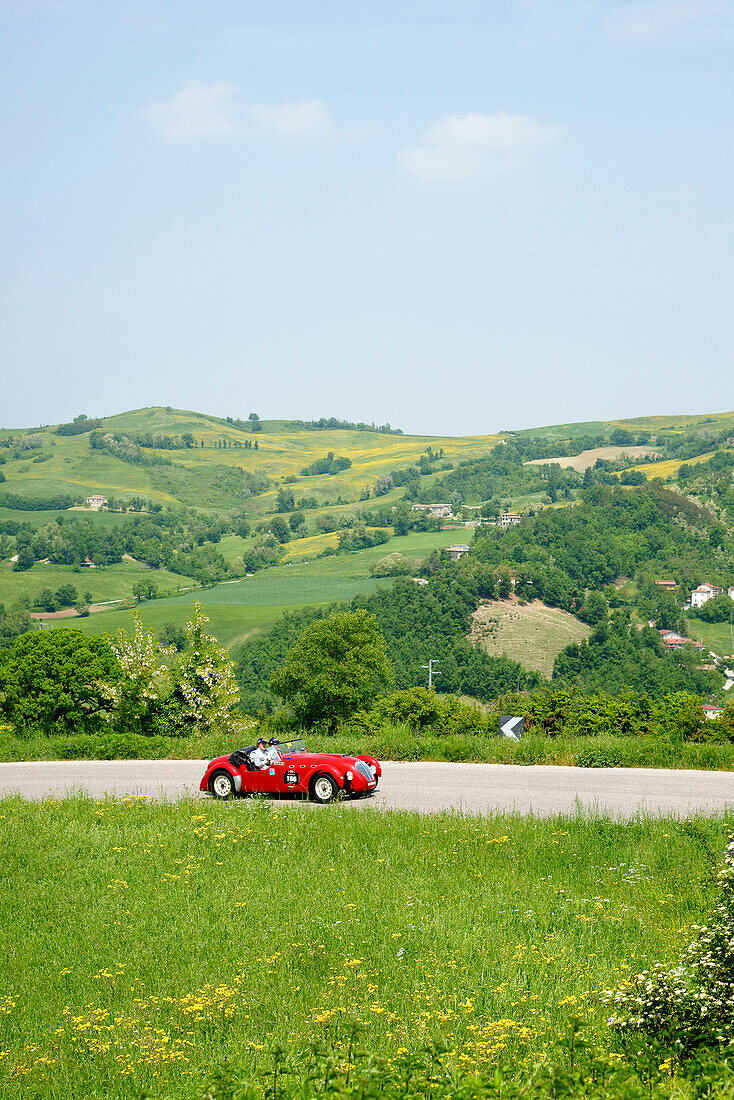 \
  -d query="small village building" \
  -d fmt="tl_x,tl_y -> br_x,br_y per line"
446,544 -> 471,561
411,503 -> 453,518
703,704 -> 724,720
86,495 -> 107,508
690,583 -> 724,609
497,512 -> 521,528
658,629 -> 704,651
654,580 -> 677,591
